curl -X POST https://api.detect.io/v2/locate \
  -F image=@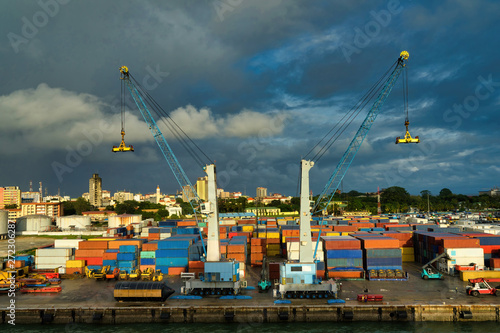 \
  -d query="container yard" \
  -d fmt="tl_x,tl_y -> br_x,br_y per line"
4,214 -> 500,324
